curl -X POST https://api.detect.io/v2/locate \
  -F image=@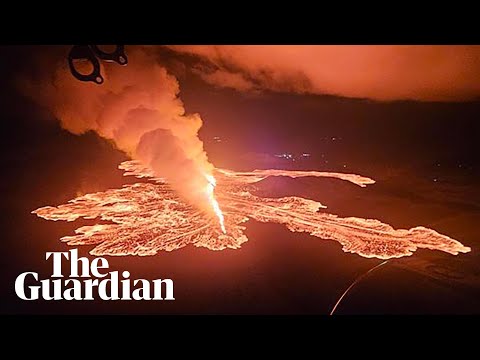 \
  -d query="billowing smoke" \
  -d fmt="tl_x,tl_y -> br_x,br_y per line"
168,45 -> 480,102
19,46 -> 215,214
